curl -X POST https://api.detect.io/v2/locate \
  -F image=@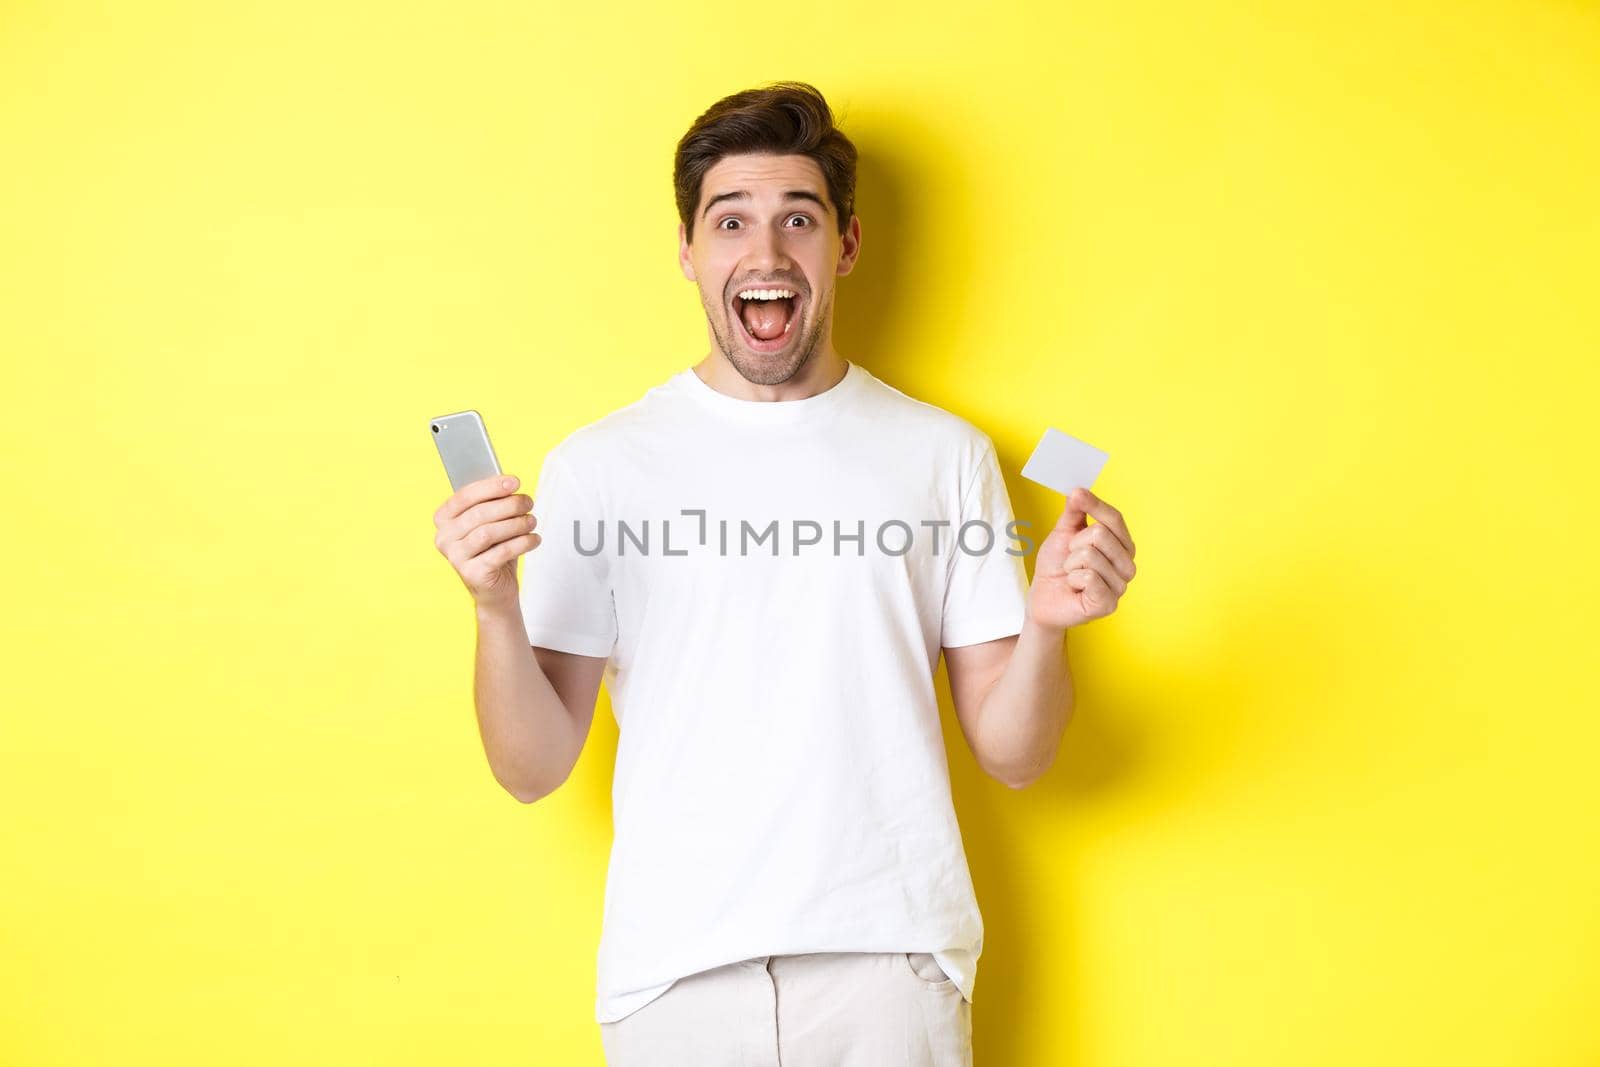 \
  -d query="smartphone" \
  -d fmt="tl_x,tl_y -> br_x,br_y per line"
430,409 -> 503,492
